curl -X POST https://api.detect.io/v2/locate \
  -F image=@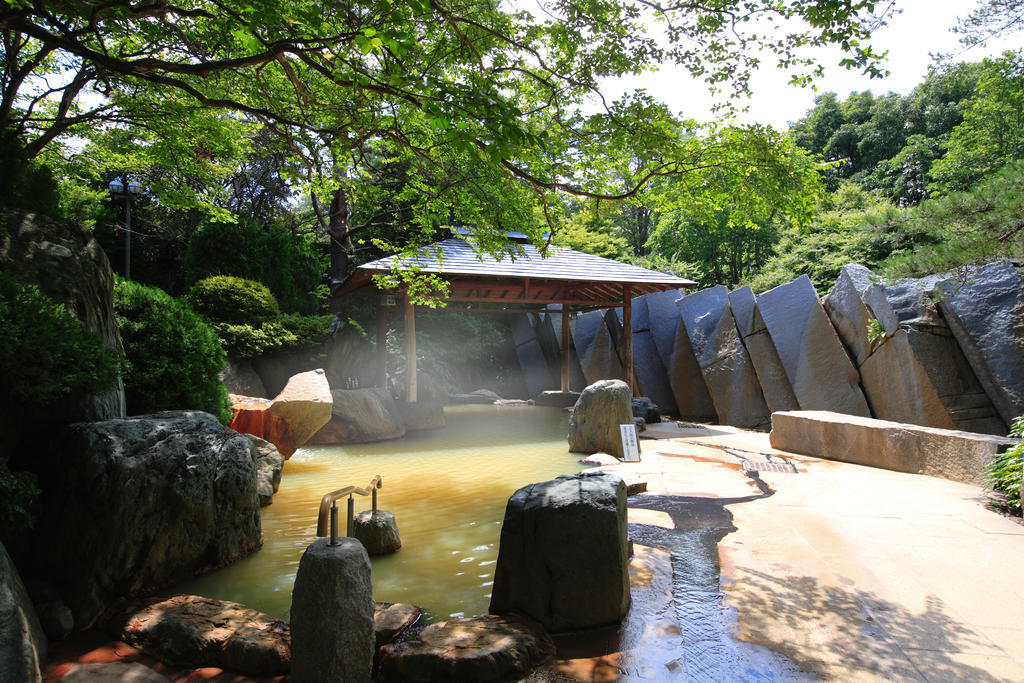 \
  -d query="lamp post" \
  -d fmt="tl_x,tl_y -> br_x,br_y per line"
108,178 -> 142,279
